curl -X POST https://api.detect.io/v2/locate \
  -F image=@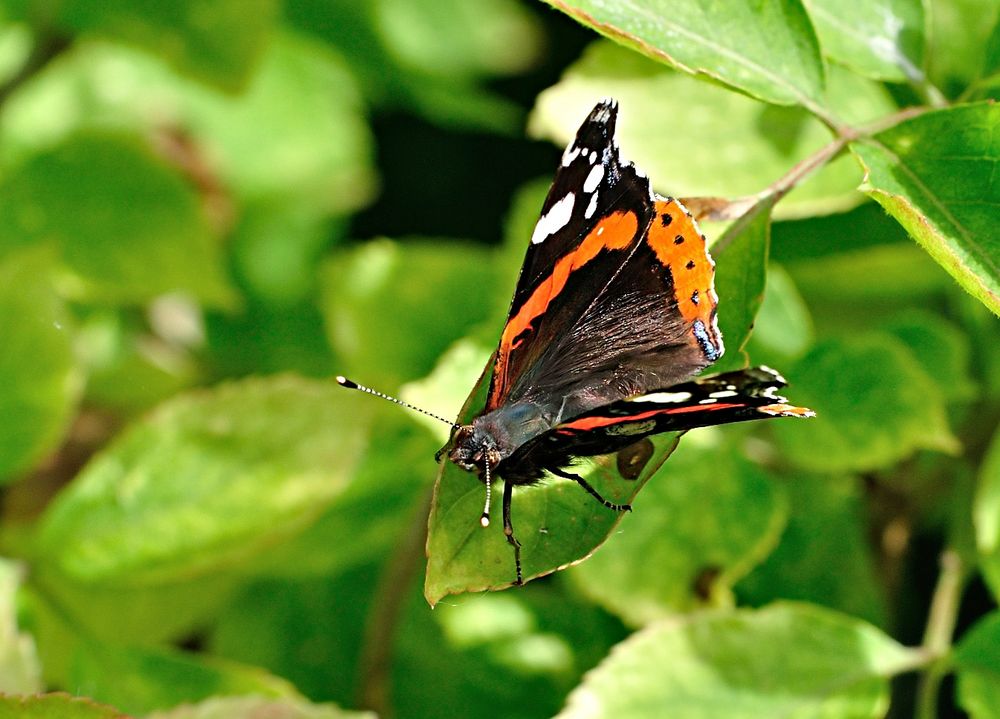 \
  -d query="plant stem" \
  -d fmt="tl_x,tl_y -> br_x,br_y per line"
915,549 -> 965,719
356,487 -> 433,718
